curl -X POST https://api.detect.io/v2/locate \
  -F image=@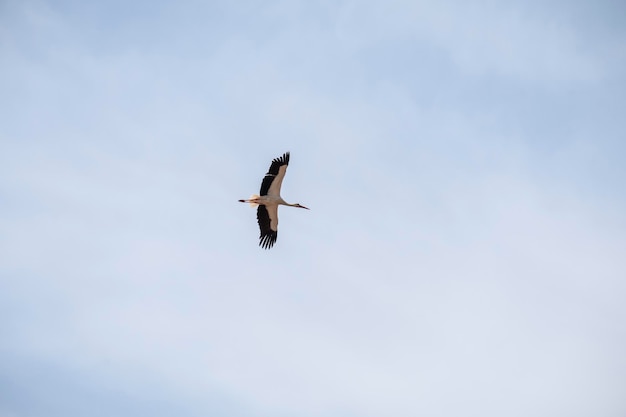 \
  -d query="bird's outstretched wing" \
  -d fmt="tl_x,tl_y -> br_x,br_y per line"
257,204 -> 278,249
259,152 -> 290,196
